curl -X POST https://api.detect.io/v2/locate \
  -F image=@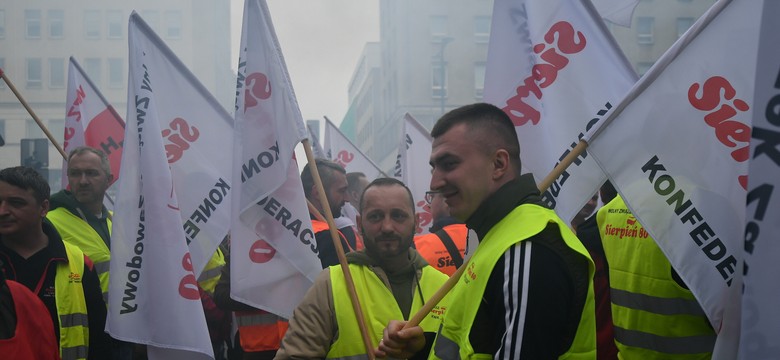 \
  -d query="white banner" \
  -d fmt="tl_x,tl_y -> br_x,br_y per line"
394,114 -> 433,234
587,0 -> 764,357
324,117 -> 385,180
591,0 -> 639,27
64,57 -> 125,188
740,0 -> 780,358
483,0 -> 637,223
108,12 -> 215,359
231,0 -> 321,317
